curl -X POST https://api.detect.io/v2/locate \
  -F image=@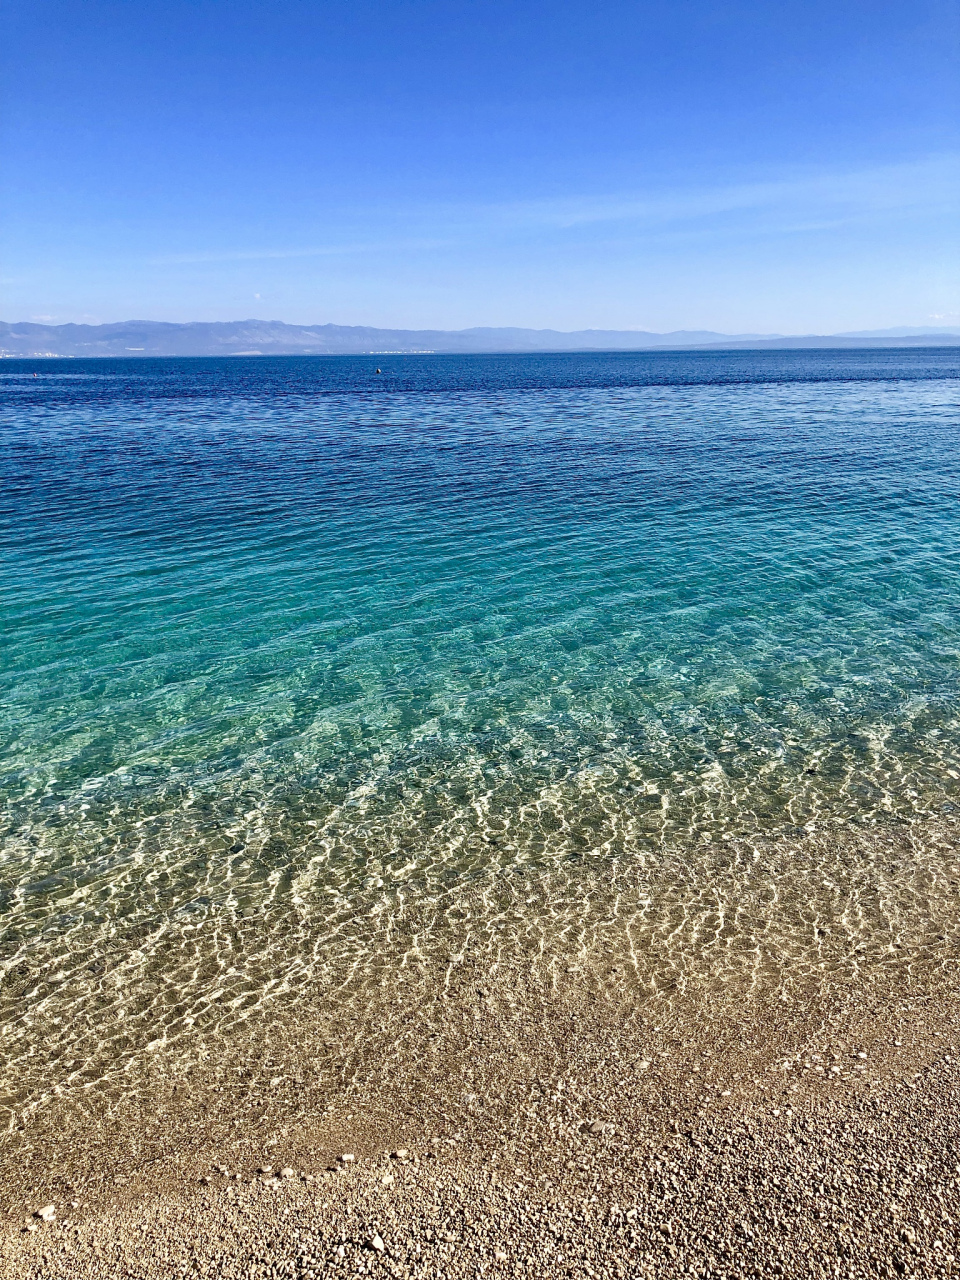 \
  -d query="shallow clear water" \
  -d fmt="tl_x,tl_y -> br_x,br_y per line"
2,348 -> 960,1120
